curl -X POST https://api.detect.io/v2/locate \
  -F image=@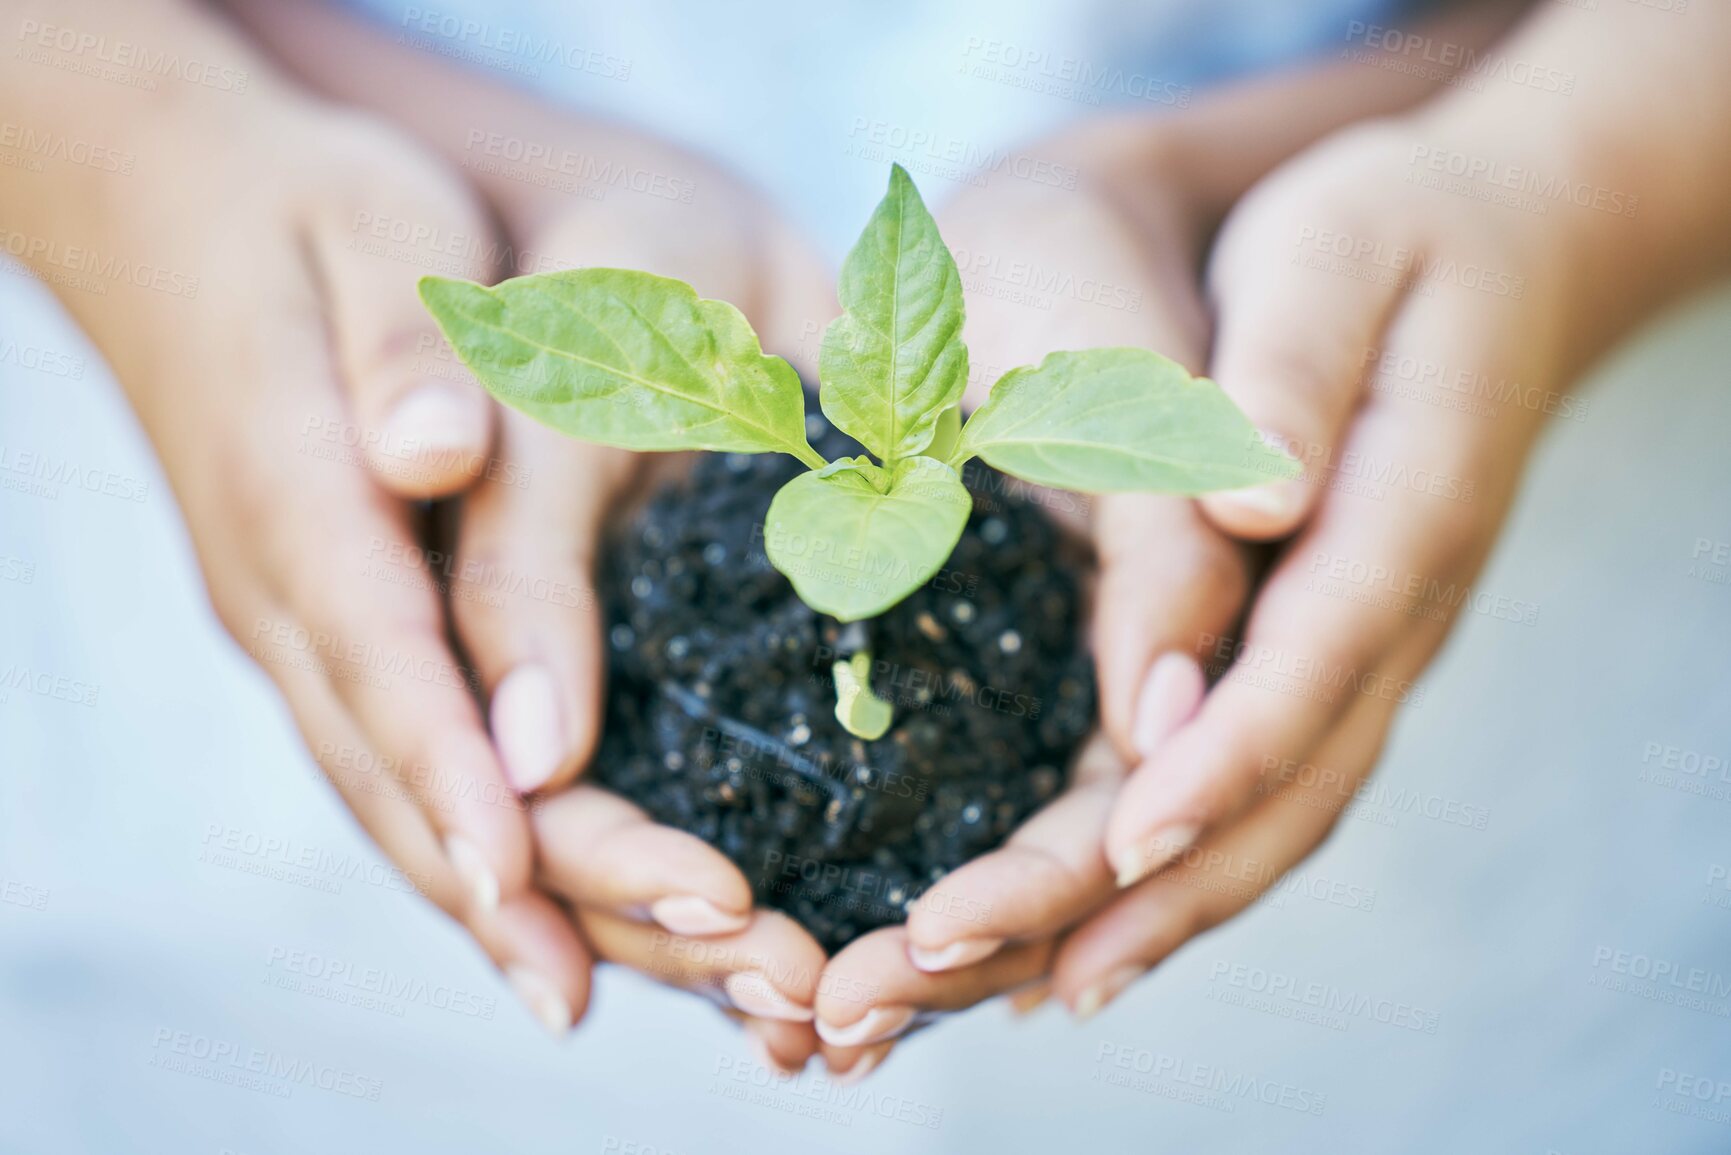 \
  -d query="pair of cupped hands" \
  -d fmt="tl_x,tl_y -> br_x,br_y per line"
67,2 -> 1589,1084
